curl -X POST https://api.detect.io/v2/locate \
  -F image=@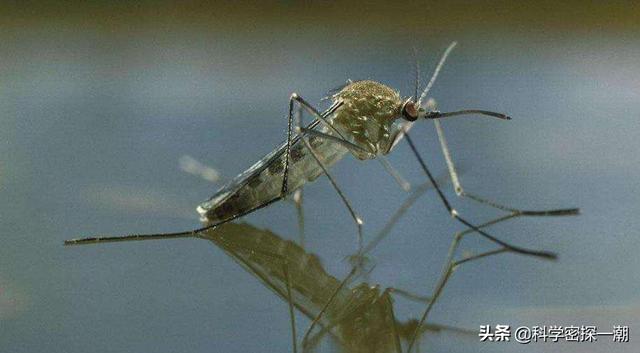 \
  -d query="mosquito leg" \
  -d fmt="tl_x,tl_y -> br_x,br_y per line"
282,92 -> 338,196
281,94 -> 297,196
245,249 -> 301,353
301,267 -> 358,351
433,118 -> 580,216
208,227 -> 305,353
288,93 -> 366,256
413,42 -> 571,257
233,247 -> 301,353
292,189 -> 306,248
282,92 -> 341,217
290,93 -> 348,142
296,127 -> 374,158
282,260 -> 298,353
387,287 -> 432,304
361,176 -> 449,256
370,193 -> 576,351
378,156 -> 412,192
405,203 -> 577,352
404,132 -> 558,260
303,324 -> 341,353
388,290 -> 478,352
407,245 -> 511,353
362,182 -> 577,259
291,94 -> 375,159
292,103 -> 306,247
301,135 -> 365,255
